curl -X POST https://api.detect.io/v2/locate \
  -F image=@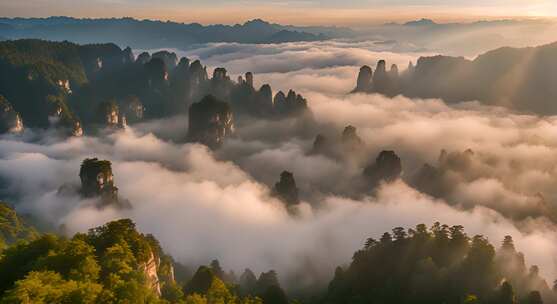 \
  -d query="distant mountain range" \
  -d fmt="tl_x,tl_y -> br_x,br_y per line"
0,17 -> 354,48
